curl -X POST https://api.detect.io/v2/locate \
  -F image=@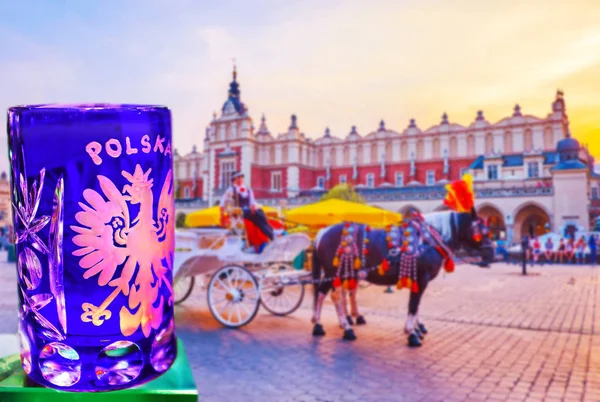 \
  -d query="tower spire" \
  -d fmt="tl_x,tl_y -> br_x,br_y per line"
232,58 -> 237,82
